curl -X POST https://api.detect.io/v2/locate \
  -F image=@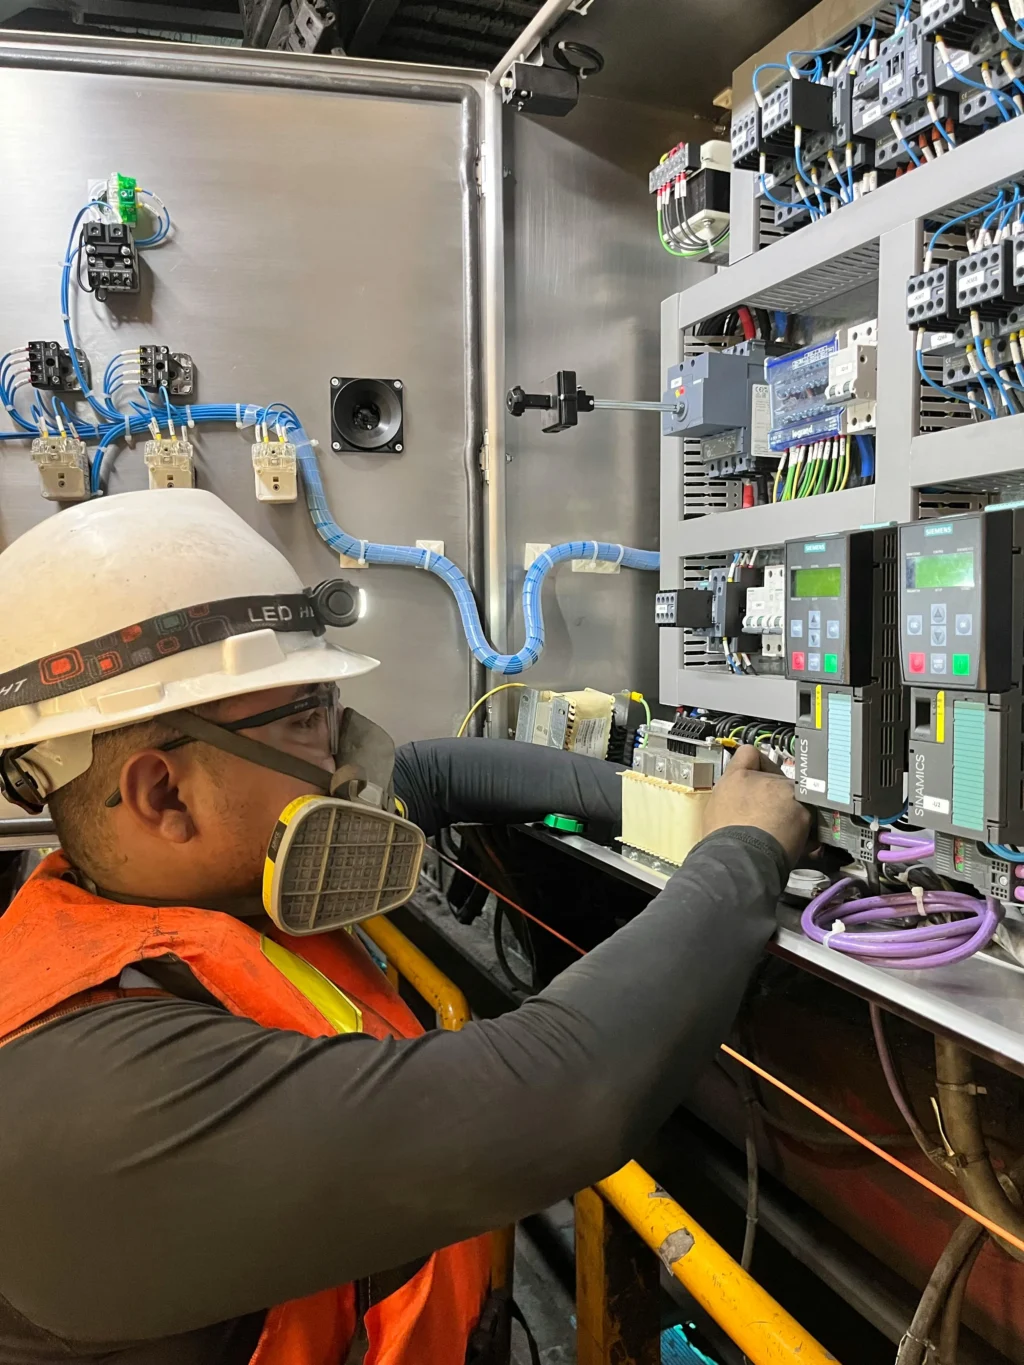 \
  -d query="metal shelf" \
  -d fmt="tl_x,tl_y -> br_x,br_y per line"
530,829 -> 1024,1079
658,664 -> 796,720
662,484 -> 876,561
670,115 -> 1024,328
910,412 -> 1024,490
